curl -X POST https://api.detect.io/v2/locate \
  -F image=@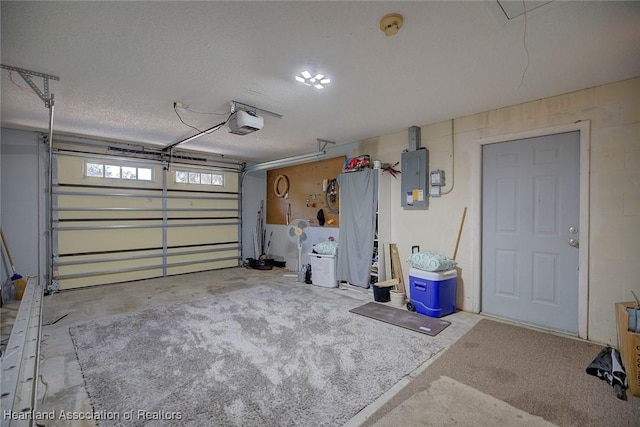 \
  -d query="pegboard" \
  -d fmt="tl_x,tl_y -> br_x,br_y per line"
266,156 -> 345,227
